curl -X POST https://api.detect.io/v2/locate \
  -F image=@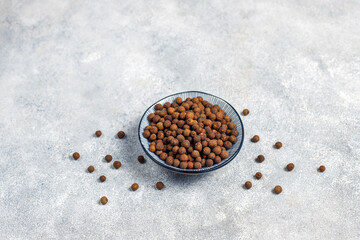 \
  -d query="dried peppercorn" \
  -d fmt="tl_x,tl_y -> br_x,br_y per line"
286,163 -> 294,171
105,155 -> 112,162
205,159 -> 213,167
251,135 -> 259,142
131,183 -> 139,191
113,161 -> 121,169
257,155 -> 265,163
138,155 -> 145,164
274,185 -> 282,194
73,152 -> 80,160
88,165 -> 95,173
117,131 -> 125,139
255,172 -> 262,179
95,130 -> 102,137
275,141 -> 282,149
156,182 -> 165,190
244,181 -> 252,189
180,162 -> 188,169
100,196 -> 108,205
194,162 -> 201,169
318,165 -> 326,172
242,109 -> 249,116
99,175 -> 106,182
